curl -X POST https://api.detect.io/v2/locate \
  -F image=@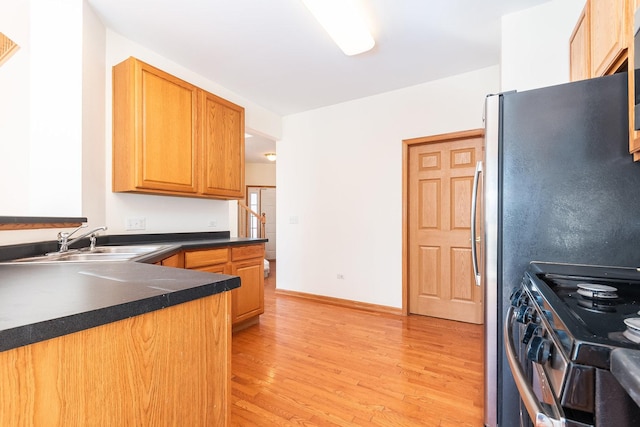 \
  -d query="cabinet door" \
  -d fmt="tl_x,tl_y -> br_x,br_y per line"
230,259 -> 264,324
590,0 -> 627,77
570,5 -> 590,81
160,252 -> 184,268
201,91 -> 245,199
113,57 -> 199,194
